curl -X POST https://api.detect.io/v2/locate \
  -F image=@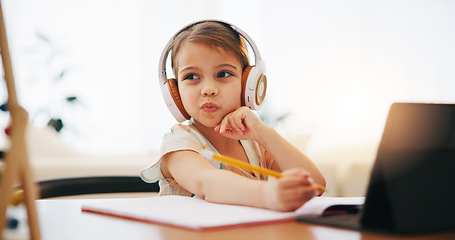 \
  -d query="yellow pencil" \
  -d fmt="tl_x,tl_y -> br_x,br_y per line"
200,150 -> 325,192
